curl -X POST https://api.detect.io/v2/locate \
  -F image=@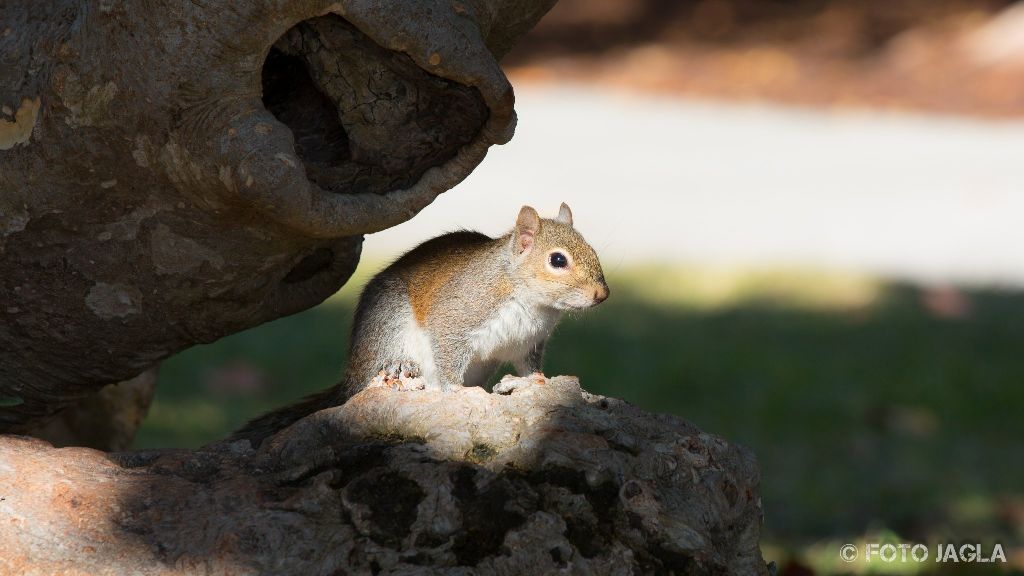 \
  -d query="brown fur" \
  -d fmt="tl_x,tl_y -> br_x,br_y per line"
392,231 -> 494,325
